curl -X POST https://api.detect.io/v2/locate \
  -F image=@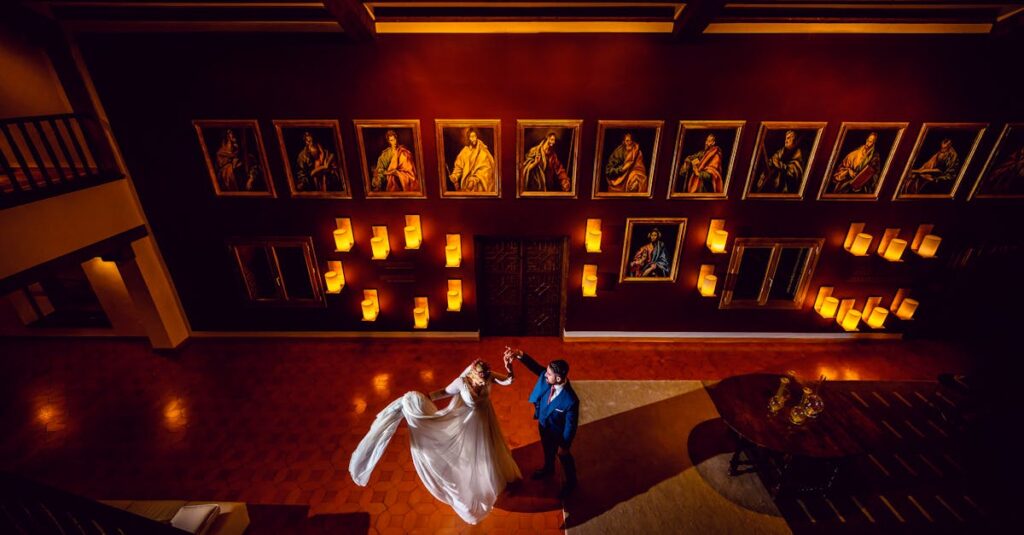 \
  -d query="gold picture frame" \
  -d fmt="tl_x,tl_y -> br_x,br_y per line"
353,119 -> 427,199
742,121 -> 826,200
591,120 -> 663,199
667,120 -> 745,200
193,119 -> 276,197
892,122 -> 987,200
817,122 -> 908,201
272,119 -> 352,199
618,217 -> 688,283
516,119 -> 582,198
968,123 -> 1024,200
435,119 -> 501,198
